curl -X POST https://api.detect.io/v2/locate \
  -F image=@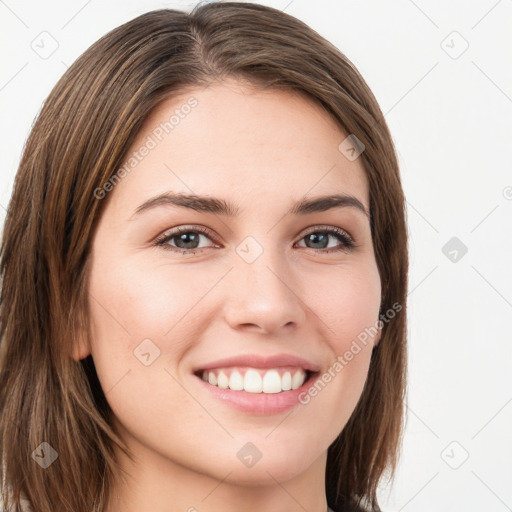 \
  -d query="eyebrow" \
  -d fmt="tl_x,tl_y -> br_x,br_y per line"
129,192 -> 370,220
